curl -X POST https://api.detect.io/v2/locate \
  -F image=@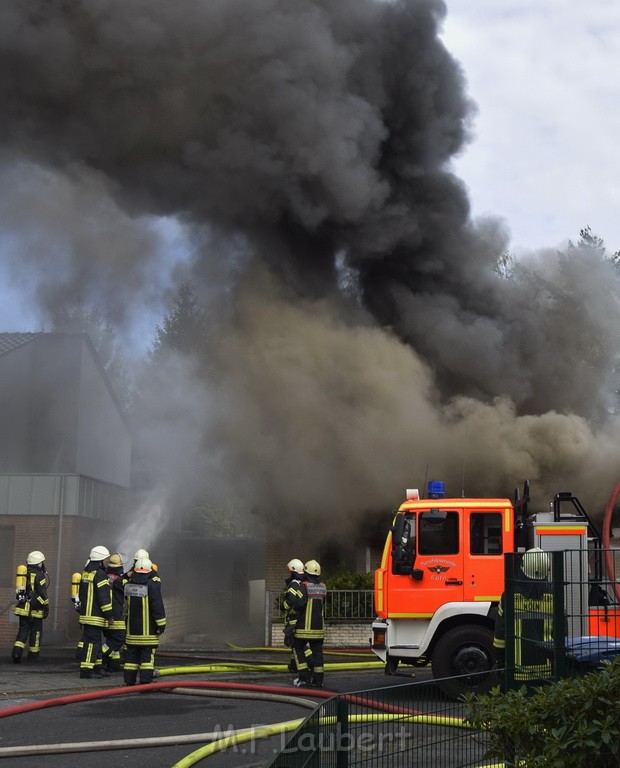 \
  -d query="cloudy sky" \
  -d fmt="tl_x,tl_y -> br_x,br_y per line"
442,1 -> 620,254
